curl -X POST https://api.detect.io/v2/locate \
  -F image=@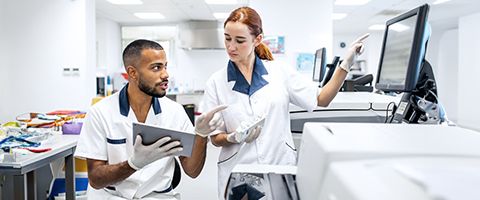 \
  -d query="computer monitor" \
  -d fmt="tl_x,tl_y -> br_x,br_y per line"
322,56 -> 340,87
375,4 -> 430,92
313,48 -> 327,83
